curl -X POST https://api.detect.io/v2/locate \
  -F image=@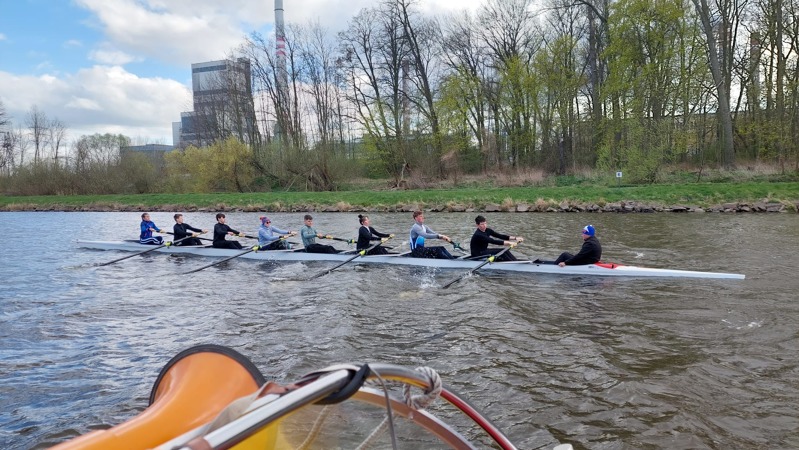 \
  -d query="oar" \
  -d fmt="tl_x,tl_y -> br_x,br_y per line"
324,235 -> 356,244
308,235 -> 394,280
183,244 -> 261,274
441,244 -> 517,289
96,233 -> 203,267
166,231 -> 213,242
